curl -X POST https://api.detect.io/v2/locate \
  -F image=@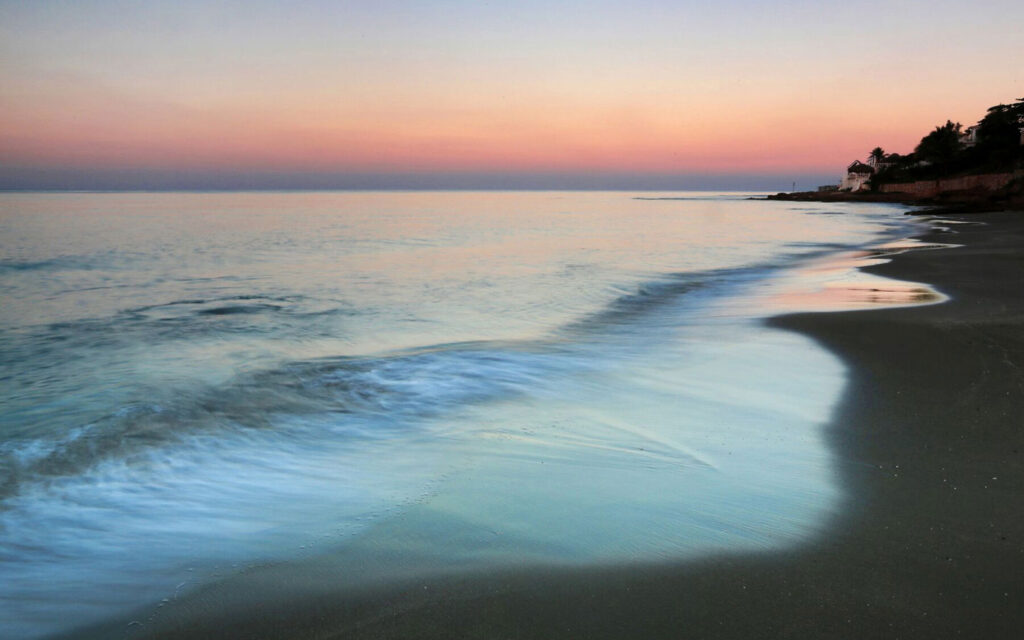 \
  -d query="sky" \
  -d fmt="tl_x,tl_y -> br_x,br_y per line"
1,0 -> 1021,190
